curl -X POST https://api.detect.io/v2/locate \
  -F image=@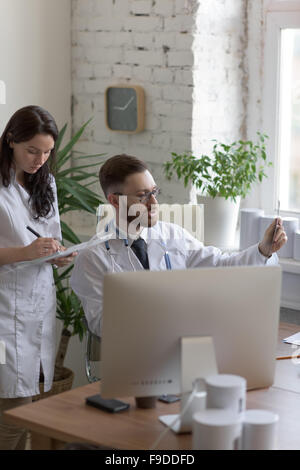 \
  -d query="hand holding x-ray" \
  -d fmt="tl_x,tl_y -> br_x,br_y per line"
258,217 -> 287,257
